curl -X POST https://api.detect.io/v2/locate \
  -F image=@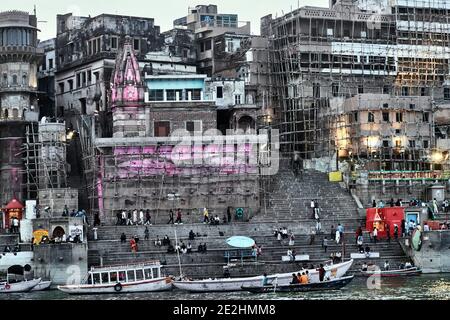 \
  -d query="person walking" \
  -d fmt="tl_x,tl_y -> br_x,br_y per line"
139,210 -> 144,225
116,212 -> 122,225
316,218 -> 322,234
168,210 -> 174,224
203,208 -> 209,224
127,211 -> 133,226
373,227 -> 378,244
175,209 -> 183,224
130,238 -> 138,253
335,229 -> 341,244
144,227 -> 150,240
145,210 -> 152,225
132,209 -> 138,225
121,211 -> 127,225
322,237 -> 328,253
310,199 -> 315,219
394,224 -> 399,240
